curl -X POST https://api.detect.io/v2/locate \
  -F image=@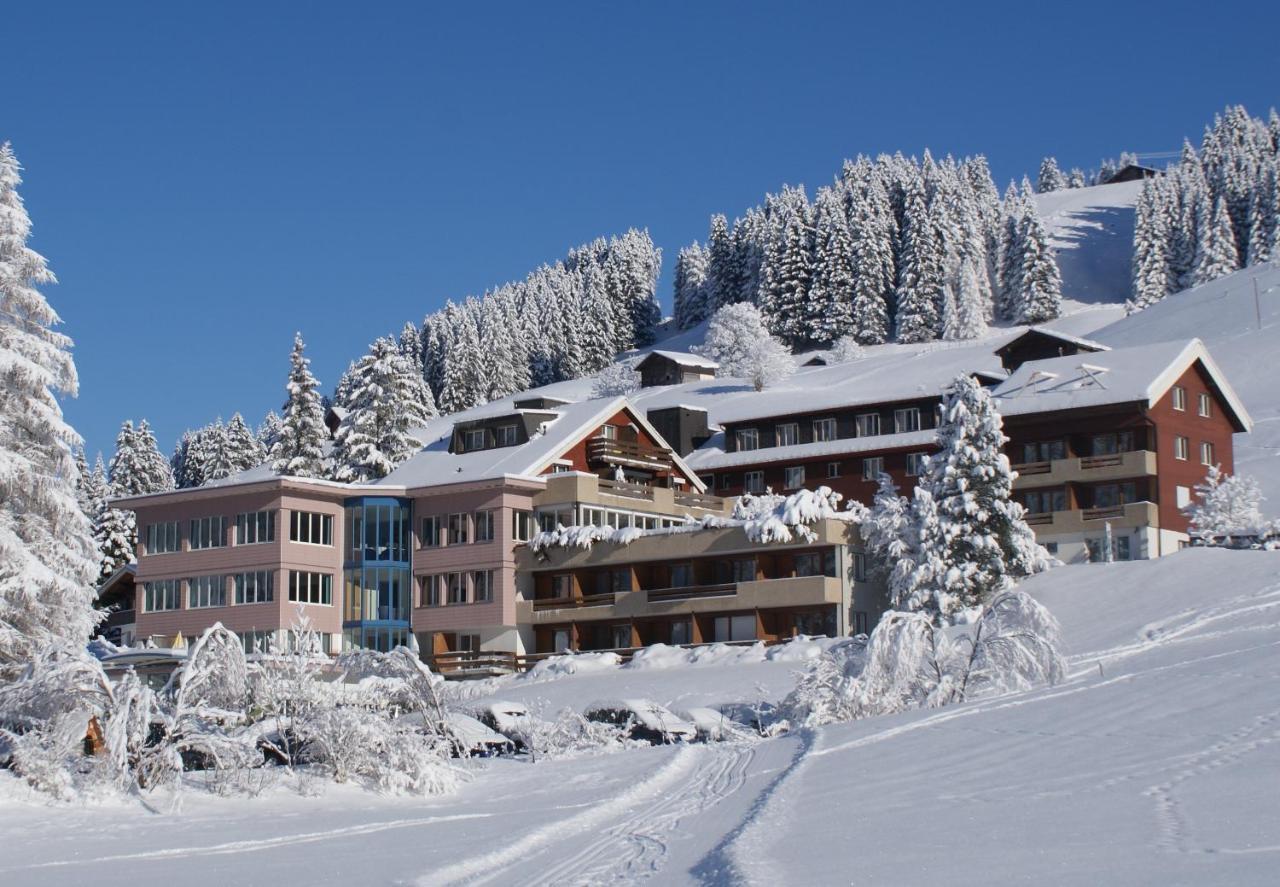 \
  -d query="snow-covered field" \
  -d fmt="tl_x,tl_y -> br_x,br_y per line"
3,548 -> 1278,885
